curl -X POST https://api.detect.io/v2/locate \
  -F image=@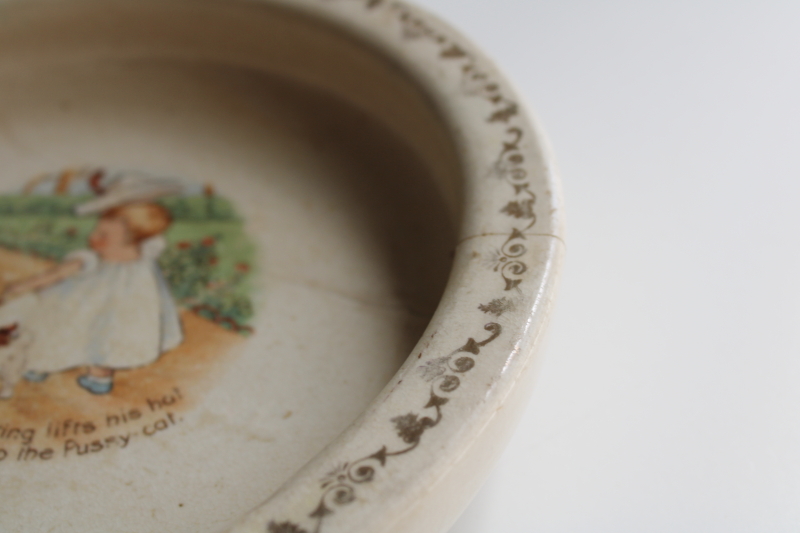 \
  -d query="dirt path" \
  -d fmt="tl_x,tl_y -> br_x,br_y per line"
0,247 -> 245,432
